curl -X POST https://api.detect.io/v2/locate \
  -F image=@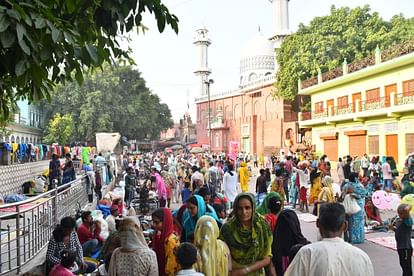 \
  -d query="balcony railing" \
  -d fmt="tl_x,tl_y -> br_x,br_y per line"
301,94 -> 413,122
